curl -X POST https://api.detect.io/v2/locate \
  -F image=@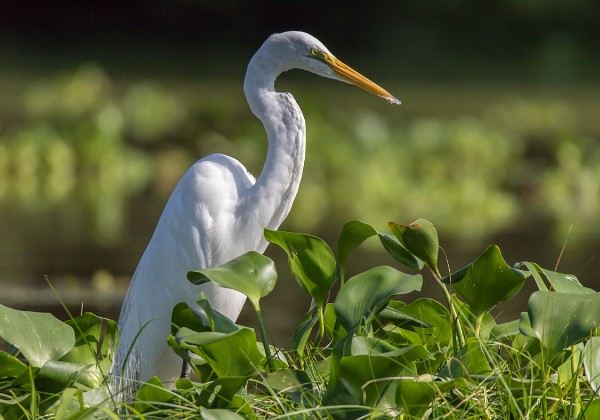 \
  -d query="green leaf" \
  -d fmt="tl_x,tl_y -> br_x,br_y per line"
196,376 -> 250,409
389,219 -> 439,273
376,304 -> 431,330
440,337 -> 491,379
38,360 -> 101,388
134,376 -> 173,413
53,387 -> 83,420
337,220 -> 379,279
0,303 -> 75,367
291,309 -> 319,357
265,369 -> 315,405
265,229 -> 336,307
396,377 -> 467,418
197,296 -> 240,334
520,262 -> 594,294
388,298 -> 452,350
336,220 -> 423,276
584,398 -> 600,420
170,327 -> 264,377
491,319 -> 520,340
523,291 -> 600,354
199,407 -> 247,420
334,266 -> 422,332
188,251 -> 277,310
442,245 -> 526,316
584,336 -> 600,393
171,302 -> 210,335
0,351 -> 28,377
332,352 -> 418,407
62,313 -> 117,386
